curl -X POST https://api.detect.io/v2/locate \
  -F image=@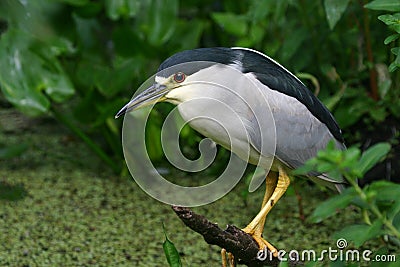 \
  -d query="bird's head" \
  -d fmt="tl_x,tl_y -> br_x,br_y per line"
114,70 -> 190,118
115,48 -> 236,118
